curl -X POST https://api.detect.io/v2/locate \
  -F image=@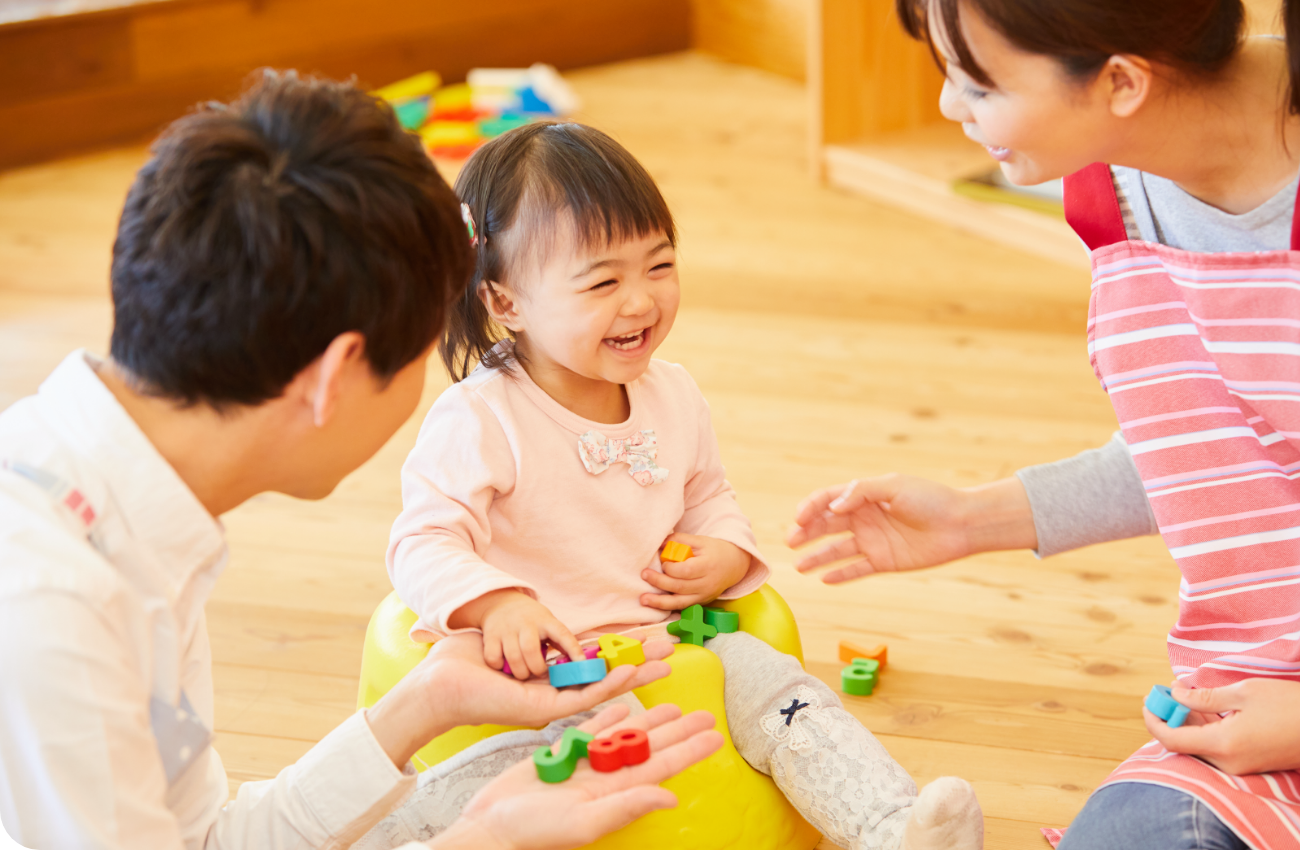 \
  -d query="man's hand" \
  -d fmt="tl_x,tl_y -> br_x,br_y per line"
1143,678 -> 1300,775
640,534 -> 750,611
429,702 -> 725,850
367,633 -> 674,769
